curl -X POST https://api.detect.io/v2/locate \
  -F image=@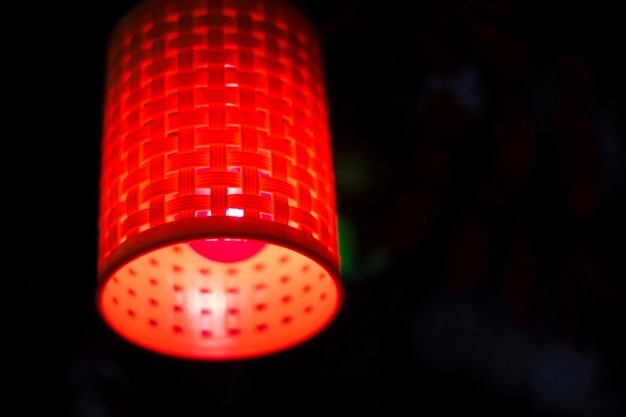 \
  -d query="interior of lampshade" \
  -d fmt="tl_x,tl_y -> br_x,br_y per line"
98,238 -> 340,359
